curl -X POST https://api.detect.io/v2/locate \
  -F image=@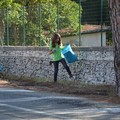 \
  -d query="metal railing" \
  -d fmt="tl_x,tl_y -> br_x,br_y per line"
0,0 -> 111,46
